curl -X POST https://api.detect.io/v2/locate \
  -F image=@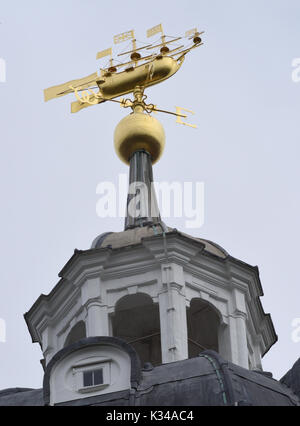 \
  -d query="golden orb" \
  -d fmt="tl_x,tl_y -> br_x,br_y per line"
114,111 -> 165,165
